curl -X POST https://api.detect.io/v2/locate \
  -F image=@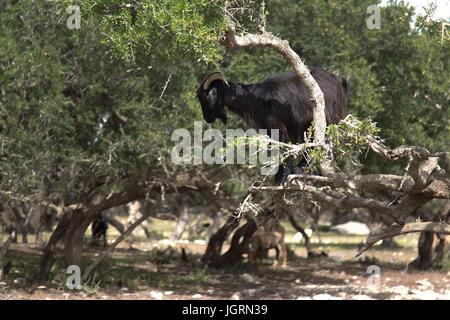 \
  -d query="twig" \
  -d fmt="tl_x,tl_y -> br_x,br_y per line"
159,72 -> 172,101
